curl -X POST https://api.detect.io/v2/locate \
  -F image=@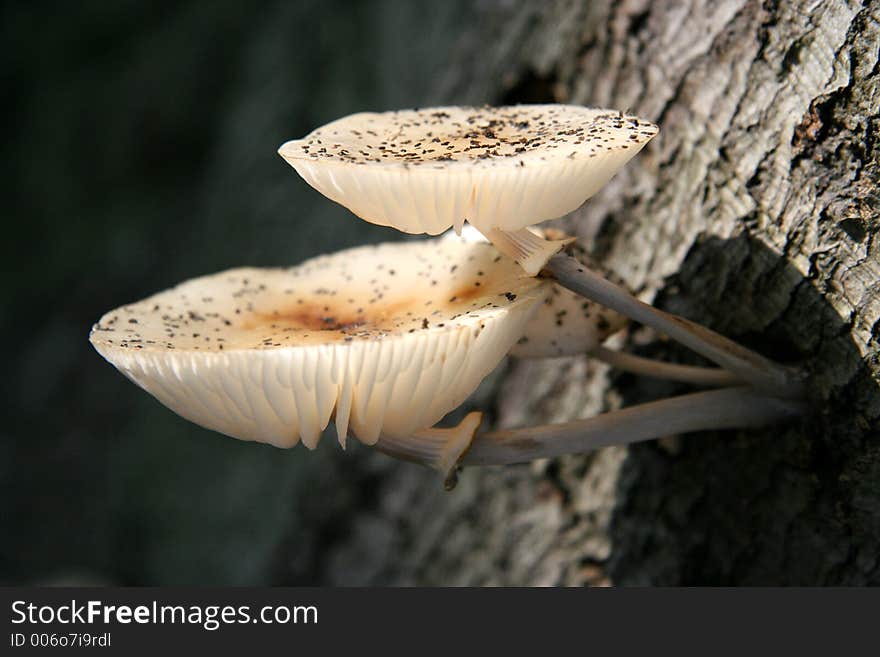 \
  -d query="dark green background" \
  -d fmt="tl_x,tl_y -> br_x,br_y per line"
2,0 -> 479,585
